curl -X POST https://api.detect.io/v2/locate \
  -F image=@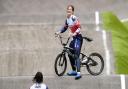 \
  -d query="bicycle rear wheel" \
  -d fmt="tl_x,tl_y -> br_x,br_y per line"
86,53 -> 104,76
54,53 -> 67,76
